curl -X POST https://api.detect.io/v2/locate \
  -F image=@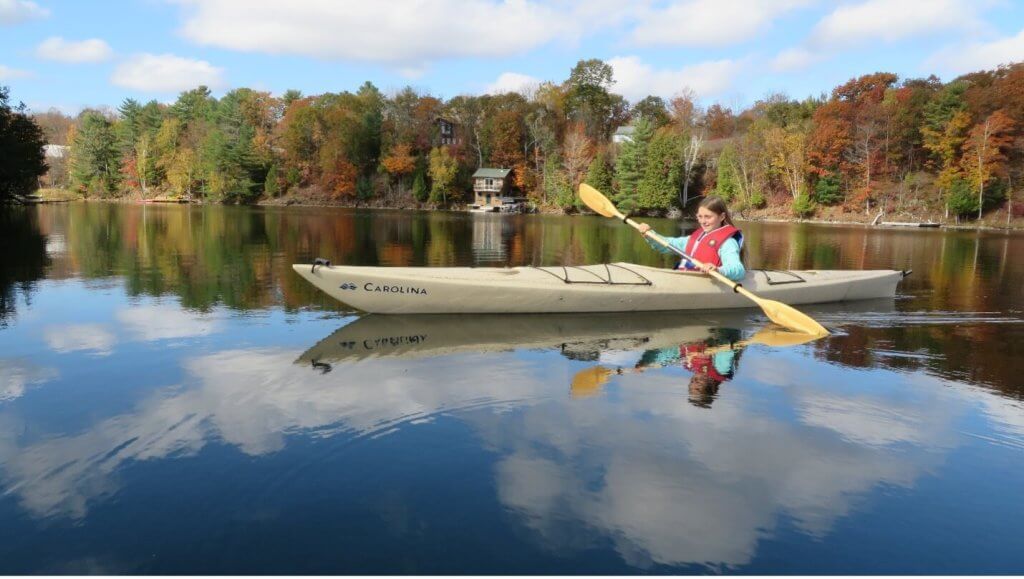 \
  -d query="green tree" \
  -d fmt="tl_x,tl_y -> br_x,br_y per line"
637,129 -> 683,210
0,86 -> 47,202
613,117 -> 653,210
282,89 -> 303,108
585,151 -> 613,194
357,176 -> 374,200
70,111 -> 121,196
264,164 -> 280,197
946,174 -> 977,217
630,95 -> 670,127
543,155 -> 574,210
412,169 -> 428,202
714,144 -> 740,201
565,59 -> 627,140
792,192 -> 816,217
813,172 -> 843,204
